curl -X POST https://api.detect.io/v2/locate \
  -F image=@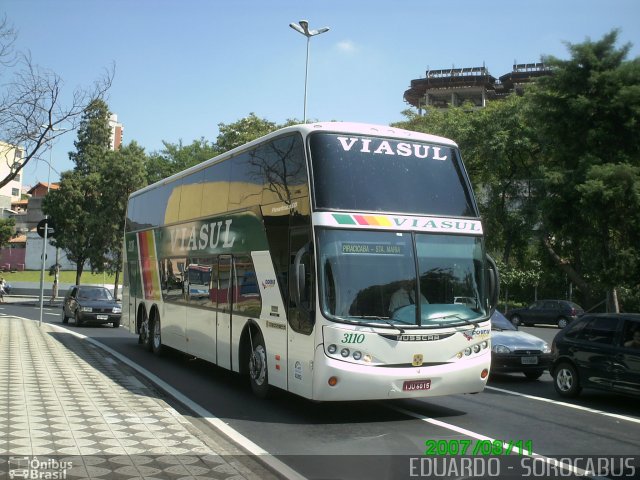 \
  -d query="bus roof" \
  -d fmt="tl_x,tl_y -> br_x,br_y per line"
131,122 -> 458,199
